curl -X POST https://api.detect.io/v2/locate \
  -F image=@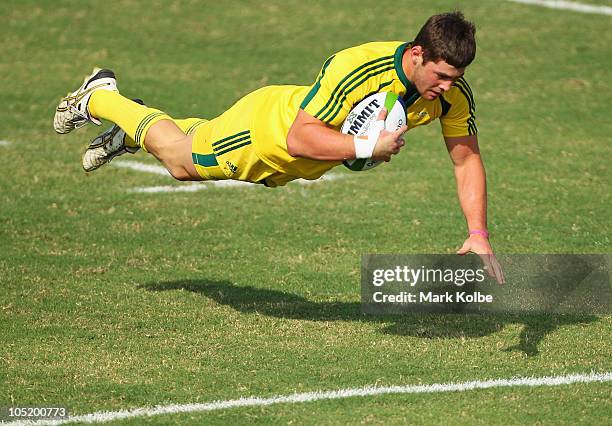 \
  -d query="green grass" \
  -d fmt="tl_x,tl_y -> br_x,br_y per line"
0,0 -> 610,424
